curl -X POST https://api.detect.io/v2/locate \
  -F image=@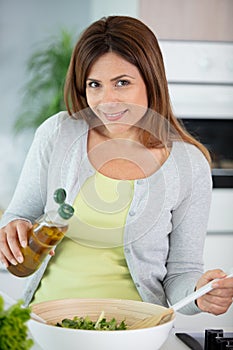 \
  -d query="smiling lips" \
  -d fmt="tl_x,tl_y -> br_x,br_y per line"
103,109 -> 128,121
